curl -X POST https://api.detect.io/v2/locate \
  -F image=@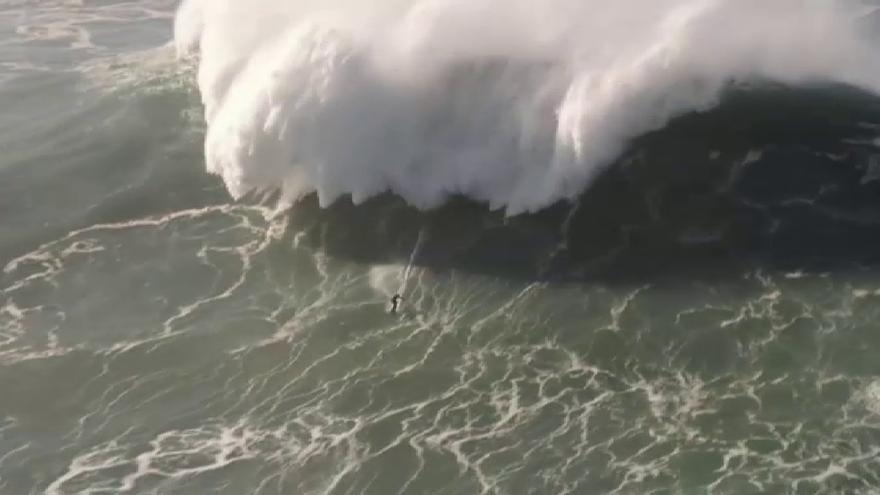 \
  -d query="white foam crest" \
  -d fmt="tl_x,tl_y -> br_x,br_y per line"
176,0 -> 880,214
